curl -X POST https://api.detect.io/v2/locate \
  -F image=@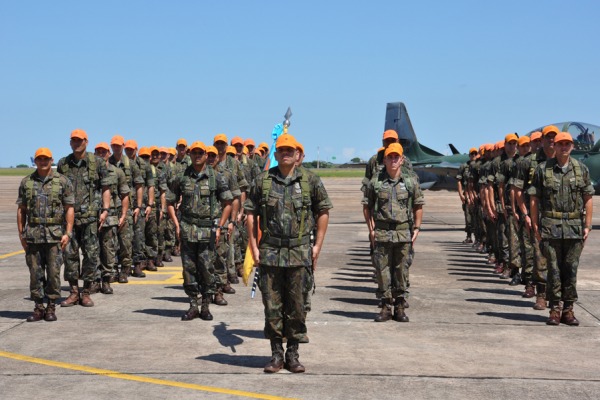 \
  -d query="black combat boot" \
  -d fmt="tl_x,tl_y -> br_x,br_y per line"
132,263 -> 146,278
80,282 -> 95,307
163,250 -> 173,262
264,339 -> 284,373
375,299 -> 392,322
118,265 -> 130,283
44,300 -> 57,322
222,281 -> 236,294
393,298 -> 409,322
60,281 -> 80,307
213,288 -> 228,306
181,297 -> 200,321
200,296 -> 213,320
285,341 -> 305,373
27,301 -> 45,322
228,273 -> 239,284
101,277 -> 113,294
145,259 -> 157,271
